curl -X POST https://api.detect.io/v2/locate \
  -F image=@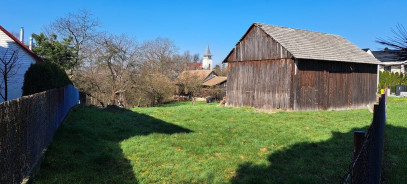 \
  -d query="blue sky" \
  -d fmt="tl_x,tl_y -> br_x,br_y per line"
1,0 -> 406,66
